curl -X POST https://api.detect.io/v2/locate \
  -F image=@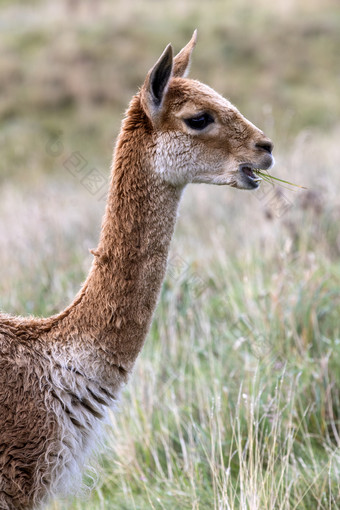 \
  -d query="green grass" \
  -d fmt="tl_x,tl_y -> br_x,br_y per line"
46,236 -> 340,509
1,0 -> 340,508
